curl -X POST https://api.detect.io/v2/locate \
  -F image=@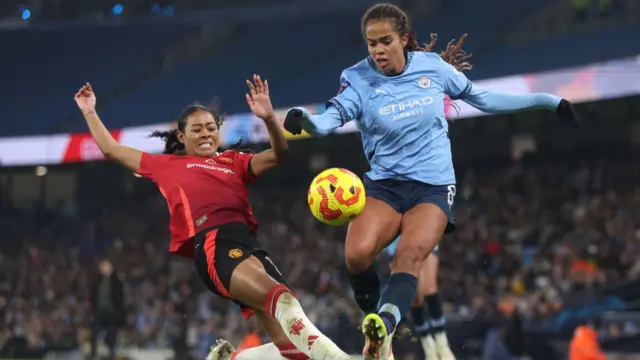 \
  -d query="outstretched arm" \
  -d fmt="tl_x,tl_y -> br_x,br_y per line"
286,107 -> 344,137
75,83 -> 143,172
284,78 -> 361,137
462,86 -> 561,114
244,75 -> 290,177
